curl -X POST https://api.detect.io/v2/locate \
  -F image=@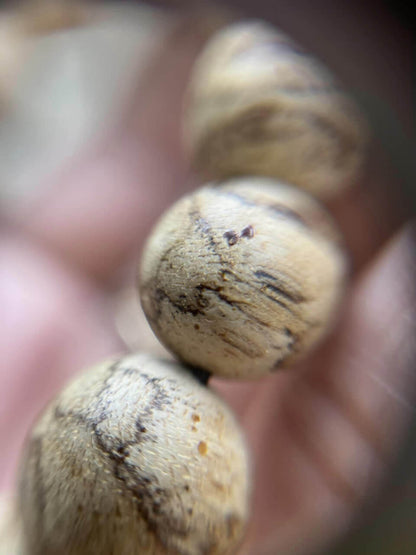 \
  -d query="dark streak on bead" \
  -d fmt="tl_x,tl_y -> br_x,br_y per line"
268,204 -> 308,226
254,270 -> 305,304
193,80 -> 336,117
91,427 -> 188,542
240,225 -> 254,238
262,292 -> 293,313
271,328 -> 297,370
192,207 -> 224,260
153,287 -> 206,319
196,90 -> 359,181
223,230 -> 239,246
215,331 -> 258,358
198,282 -> 273,330
264,282 -> 297,305
59,389 -> 190,544
216,189 -> 310,229
232,105 -> 277,141
142,240 -> 186,323
309,113 -> 358,166
219,269 -> 245,283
